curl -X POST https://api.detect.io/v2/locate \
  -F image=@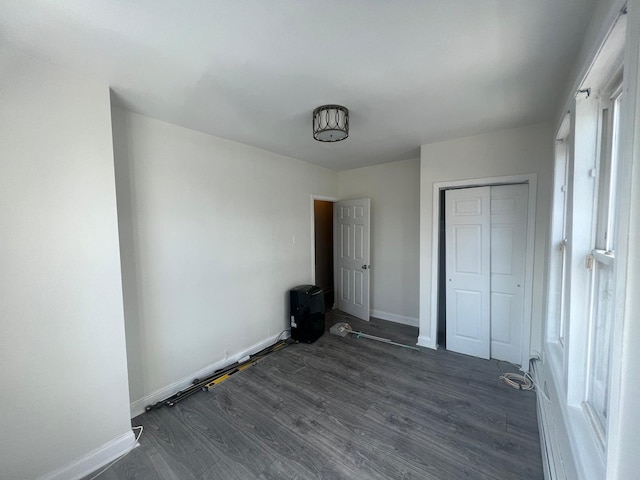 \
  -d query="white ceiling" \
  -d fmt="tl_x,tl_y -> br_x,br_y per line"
0,0 -> 597,171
